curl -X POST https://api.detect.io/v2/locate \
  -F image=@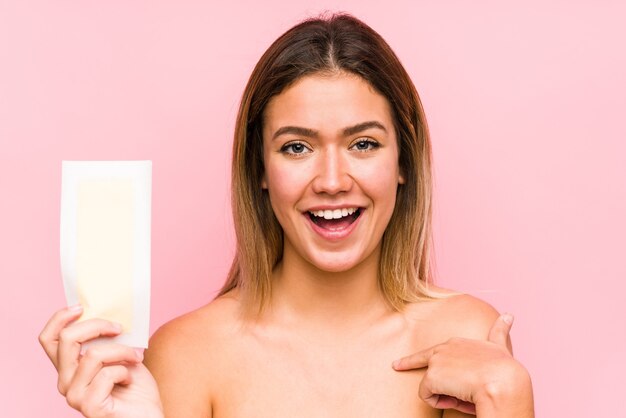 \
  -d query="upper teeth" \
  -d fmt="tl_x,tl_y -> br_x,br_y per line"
309,208 -> 357,219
